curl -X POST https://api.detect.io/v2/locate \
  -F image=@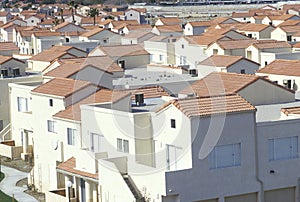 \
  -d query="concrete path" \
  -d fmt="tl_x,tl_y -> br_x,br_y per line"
0,165 -> 38,202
